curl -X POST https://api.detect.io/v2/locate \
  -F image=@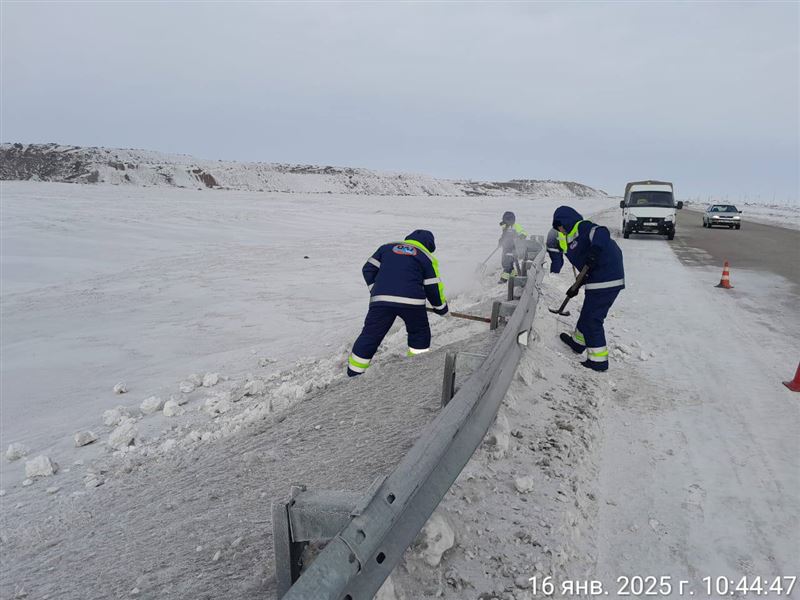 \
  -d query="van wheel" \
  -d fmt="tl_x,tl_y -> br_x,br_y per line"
702,220 -> 707,228
735,224 -> 741,230
667,231 -> 675,240
623,229 -> 630,239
